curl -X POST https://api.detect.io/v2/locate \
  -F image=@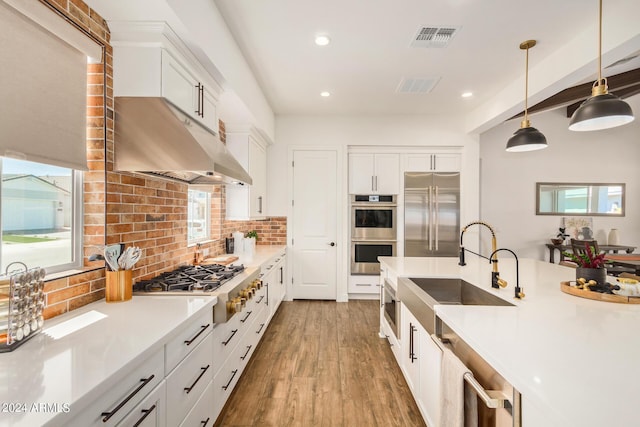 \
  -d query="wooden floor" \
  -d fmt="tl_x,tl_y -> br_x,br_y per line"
215,300 -> 426,427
